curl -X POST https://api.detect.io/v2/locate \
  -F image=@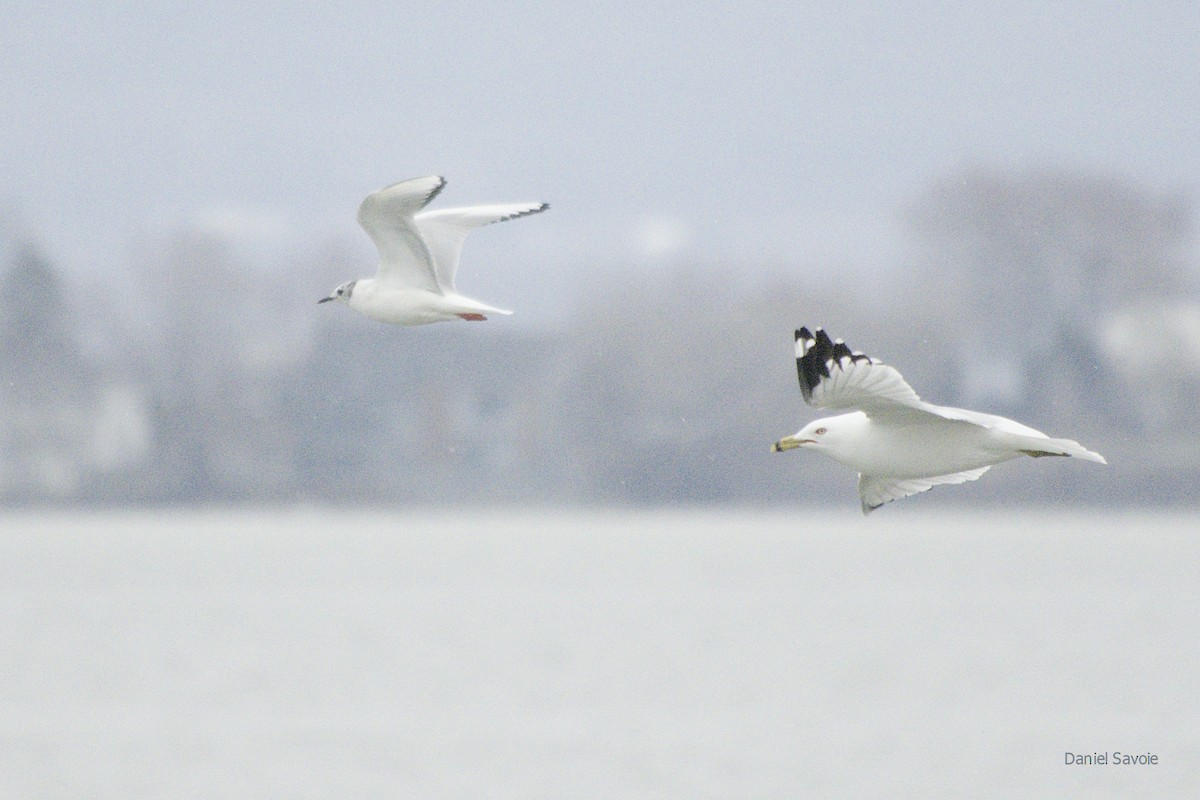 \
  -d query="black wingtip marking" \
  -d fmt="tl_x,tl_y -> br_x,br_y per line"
499,202 -> 550,223
421,176 -> 448,208
793,325 -> 874,404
